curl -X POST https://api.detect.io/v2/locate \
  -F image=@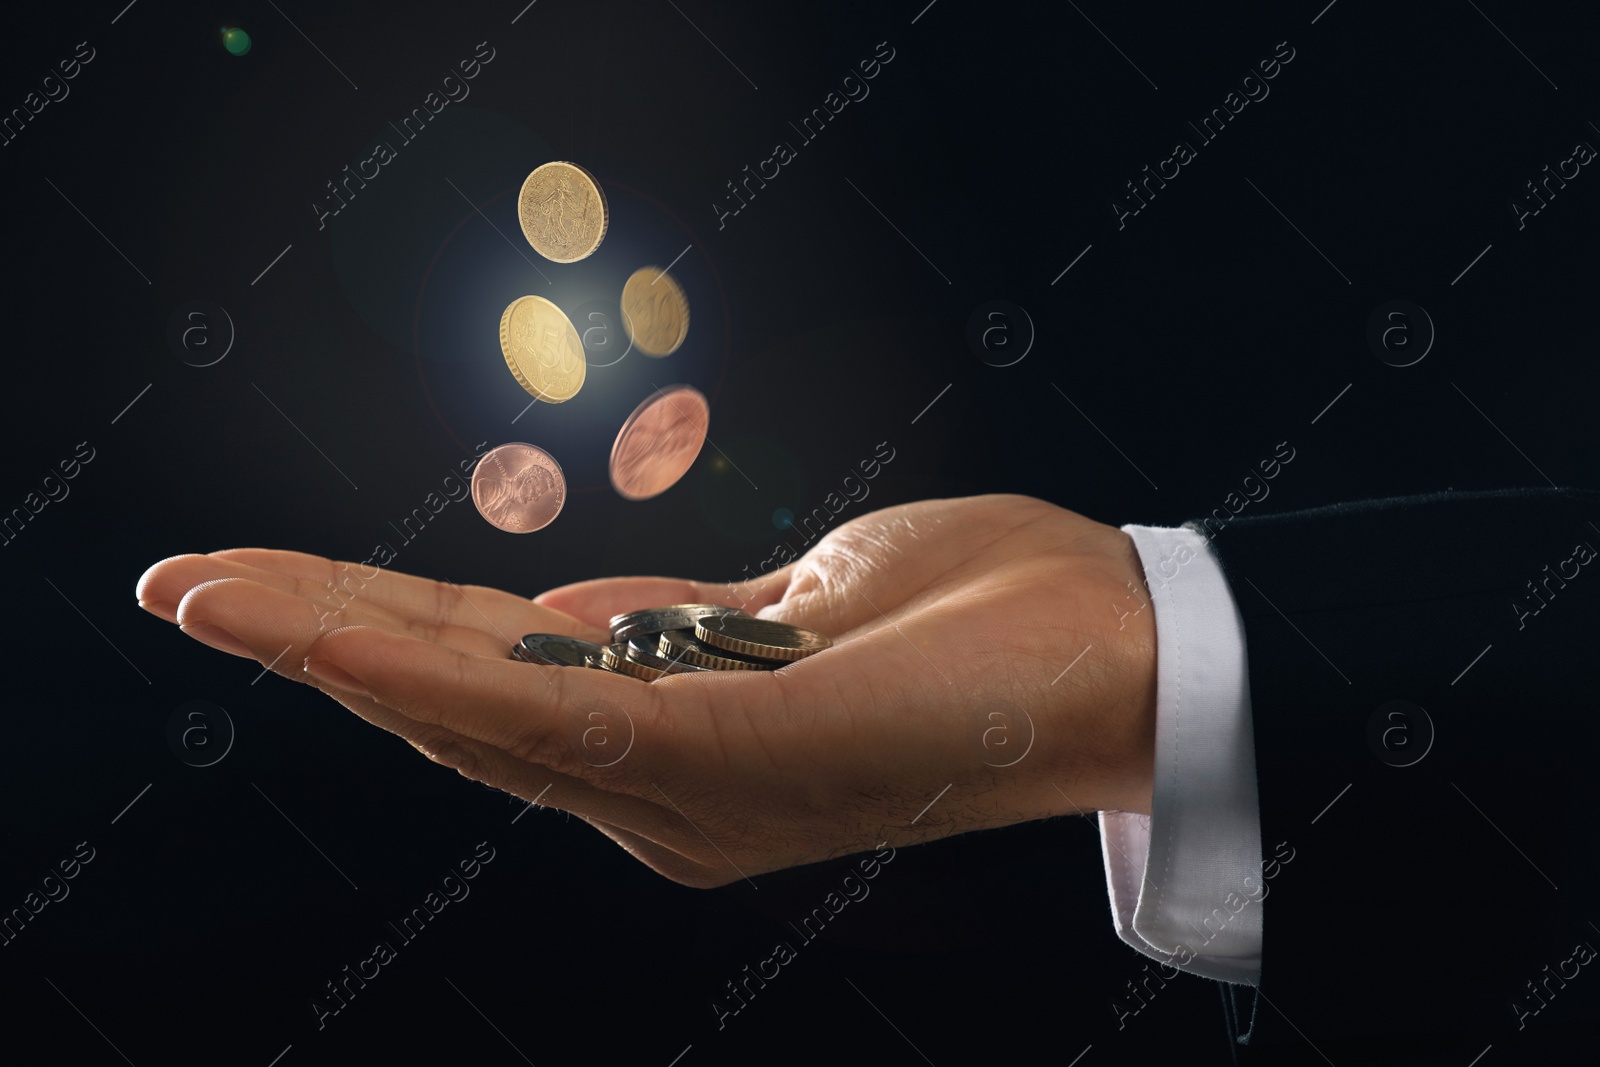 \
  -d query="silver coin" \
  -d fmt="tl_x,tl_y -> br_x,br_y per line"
625,634 -> 712,674
599,643 -> 671,681
609,603 -> 751,643
694,616 -> 832,661
657,628 -> 778,671
514,633 -> 609,668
